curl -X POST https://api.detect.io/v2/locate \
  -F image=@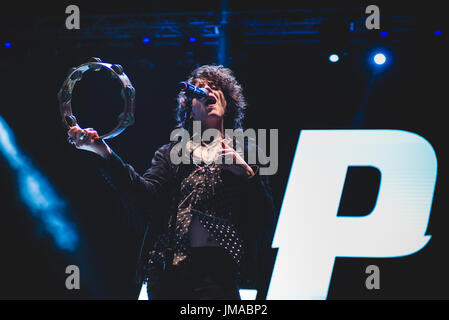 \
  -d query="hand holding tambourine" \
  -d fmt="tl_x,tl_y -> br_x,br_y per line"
67,125 -> 112,158
58,57 -> 135,158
